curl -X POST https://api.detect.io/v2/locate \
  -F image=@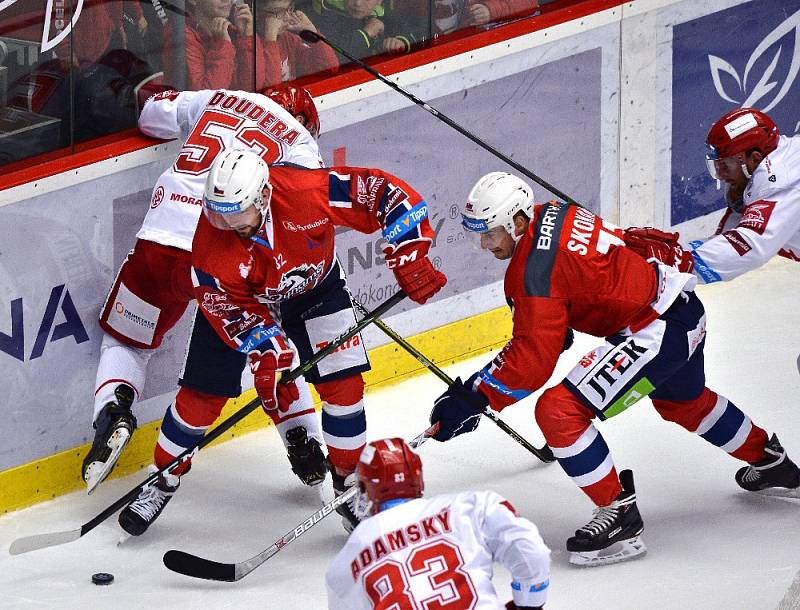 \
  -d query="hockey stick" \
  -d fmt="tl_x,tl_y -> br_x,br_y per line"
8,290 -> 407,556
298,29 -> 578,206
351,299 -> 555,463
162,424 -> 438,581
